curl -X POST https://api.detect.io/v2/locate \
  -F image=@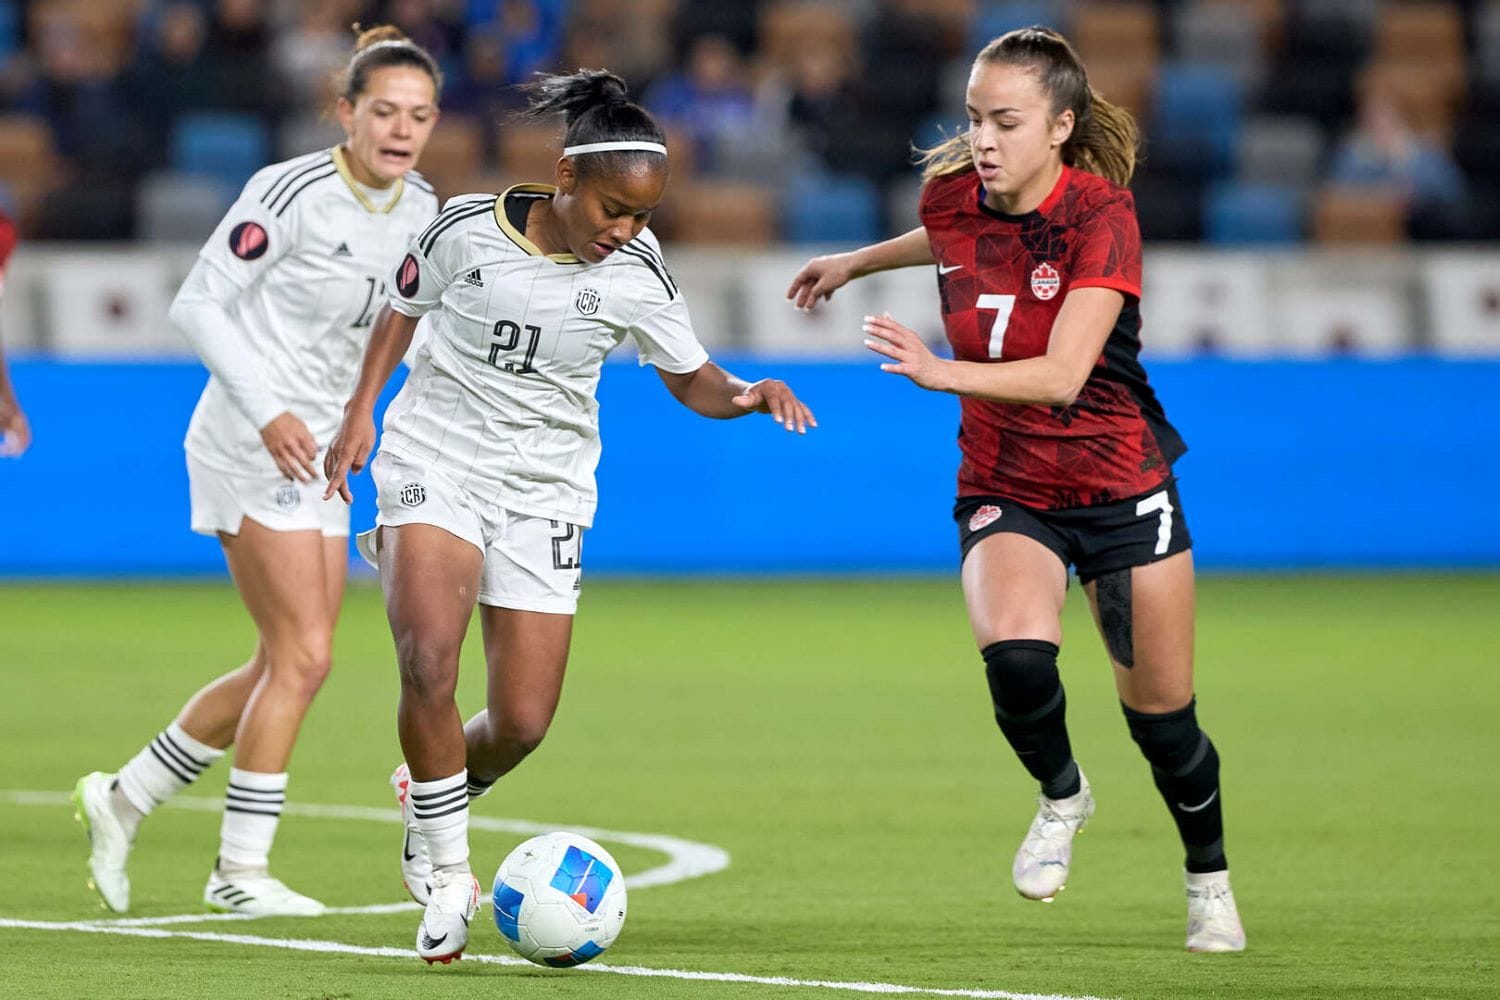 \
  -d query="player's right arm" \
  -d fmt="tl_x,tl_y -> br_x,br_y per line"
786,226 -> 935,309
322,305 -> 419,502
323,209 -> 460,502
